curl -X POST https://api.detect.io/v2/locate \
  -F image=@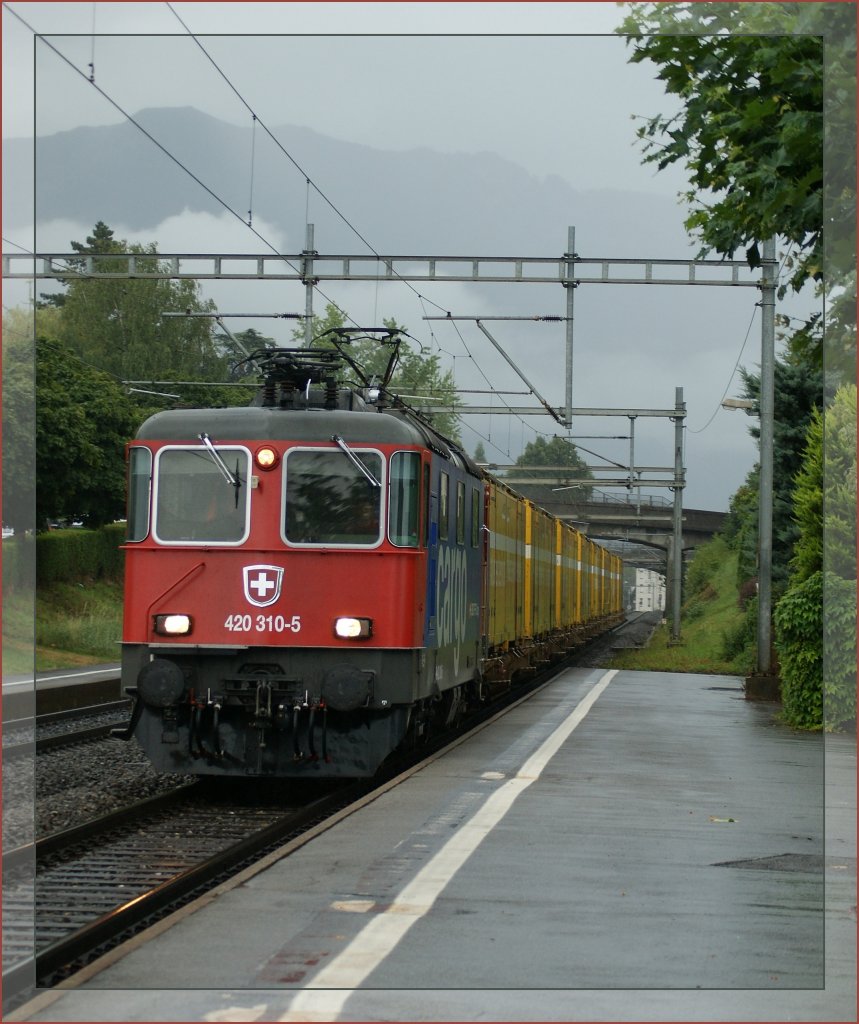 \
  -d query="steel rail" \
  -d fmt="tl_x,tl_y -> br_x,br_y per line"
31,782 -> 365,986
